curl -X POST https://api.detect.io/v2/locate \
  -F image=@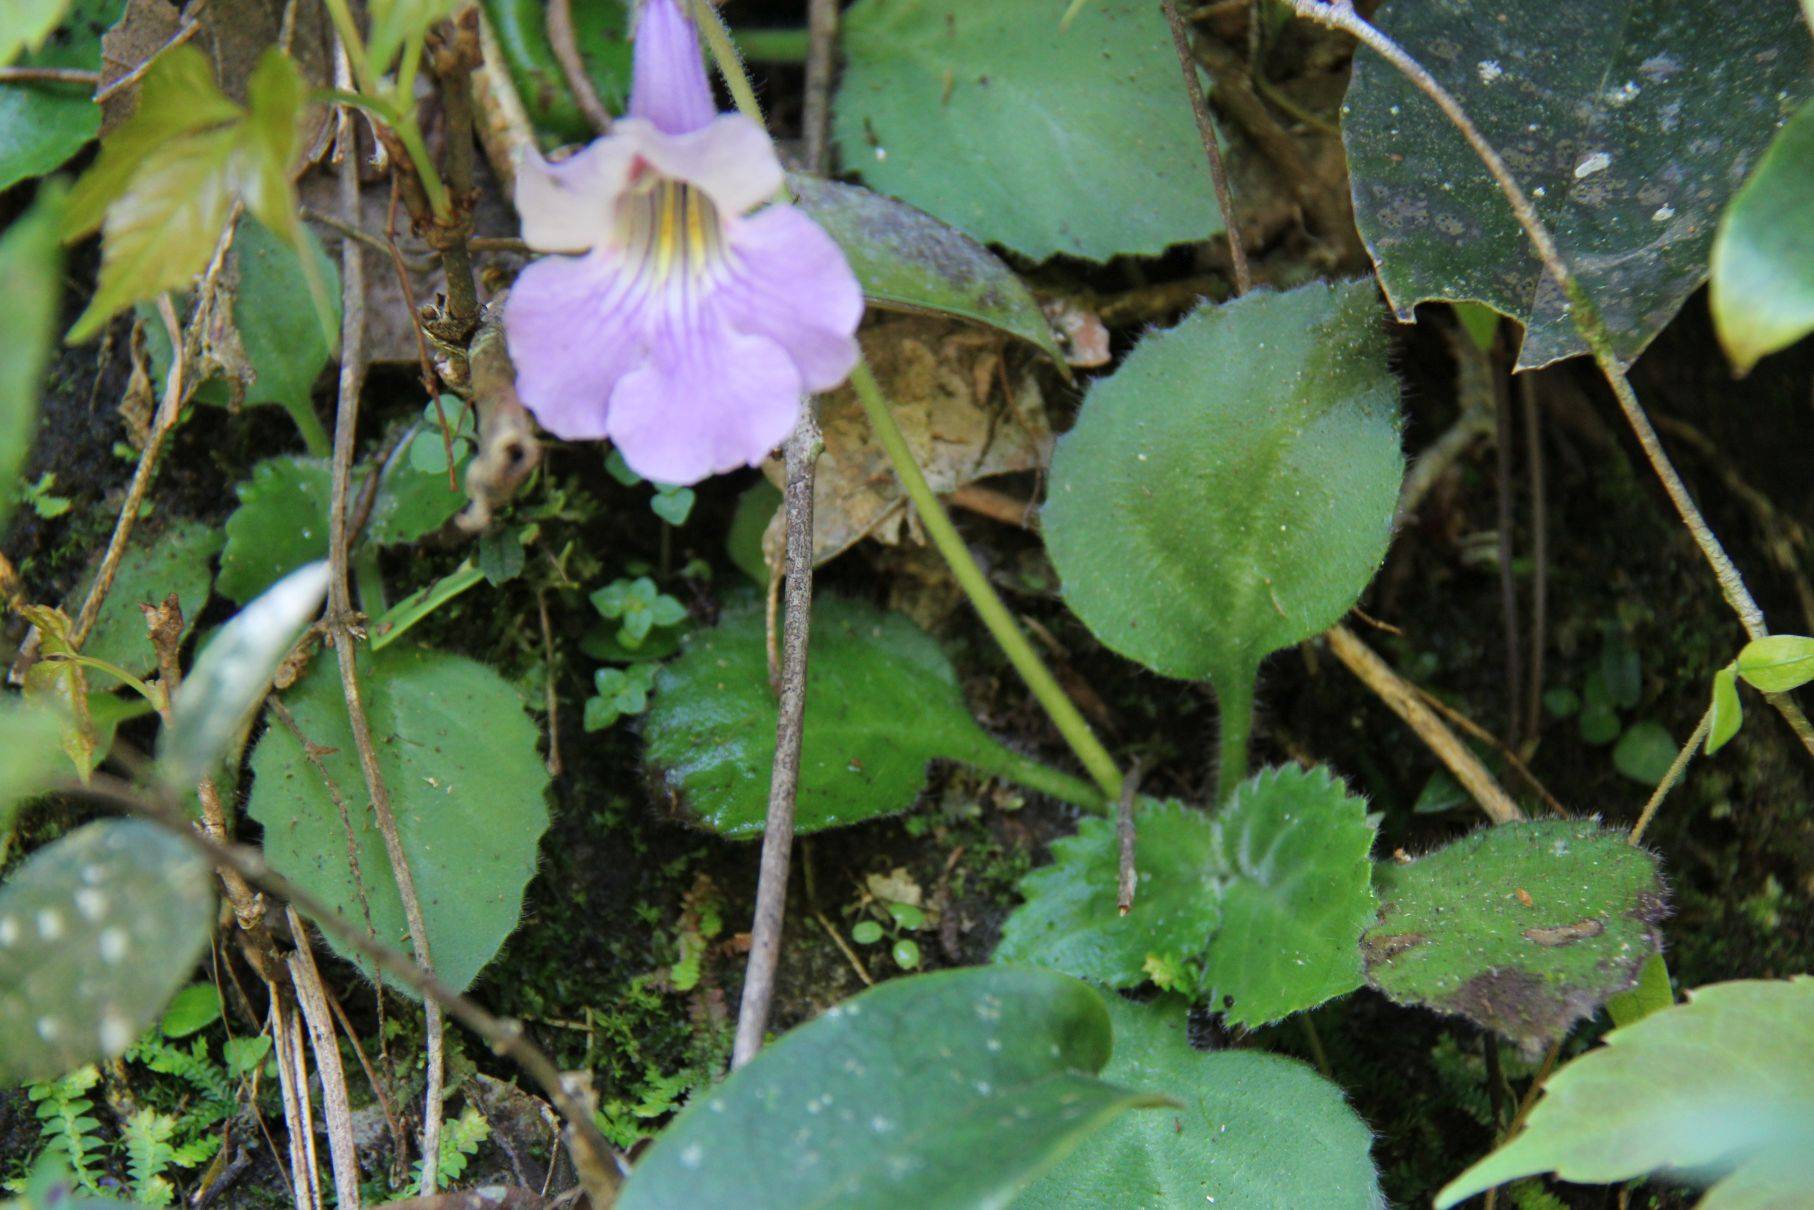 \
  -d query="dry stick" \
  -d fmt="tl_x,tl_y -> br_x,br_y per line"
1629,706 -> 1713,846
547,0 -> 613,135
1520,373 -> 1549,746
77,774 -> 624,1202
425,14 -> 484,347
1326,624 -> 1524,824
0,66 -> 99,85
92,5 -> 206,104
1161,0 -> 1252,294
270,993 -> 323,1210
327,127 -> 447,1189
1115,760 -> 1148,916
732,414 -> 821,1069
1406,681 -> 1566,817
801,0 -> 839,173
1286,0 -> 1814,764
1489,339 -> 1523,746
288,912 -> 364,1210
